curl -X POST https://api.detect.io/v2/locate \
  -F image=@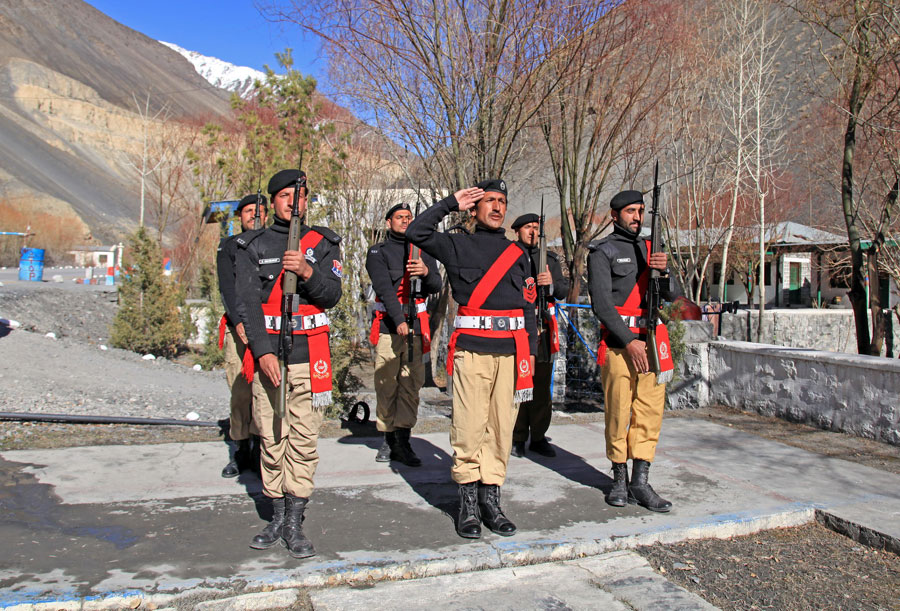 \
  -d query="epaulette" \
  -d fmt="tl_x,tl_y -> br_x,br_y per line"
234,228 -> 265,249
311,225 -> 342,244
